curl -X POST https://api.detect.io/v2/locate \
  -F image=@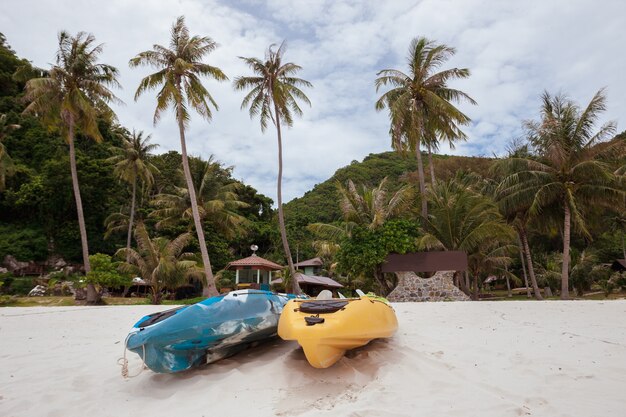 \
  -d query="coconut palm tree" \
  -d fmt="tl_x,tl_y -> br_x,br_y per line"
0,114 -> 20,191
233,42 -> 312,294
22,31 -> 120,303
151,157 -> 249,240
312,178 -> 413,292
497,89 -> 624,299
117,222 -> 203,304
107,130 -> 159,261
418,175 -> 515,297
129,16 -> 227,297
336,177 -> 413,230
375,37 -> 476,217
492,167 -> 544,300
467,242 -> 518,300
